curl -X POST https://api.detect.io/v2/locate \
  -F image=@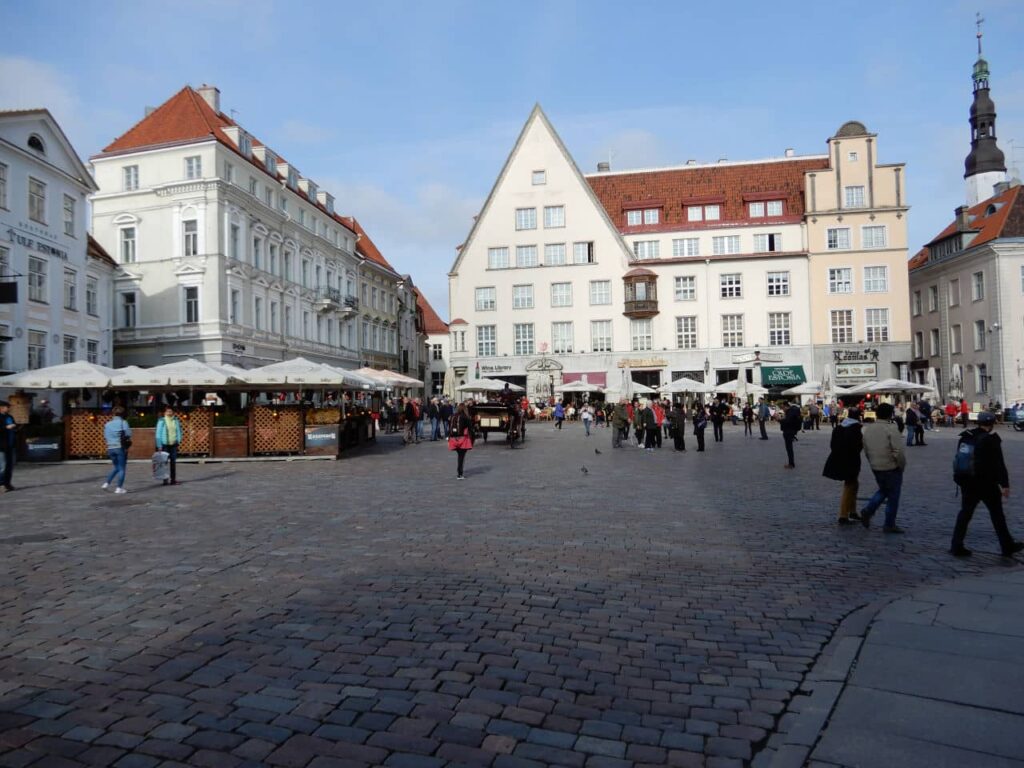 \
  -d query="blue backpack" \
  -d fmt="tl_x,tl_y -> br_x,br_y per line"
953,430 -> 984,486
